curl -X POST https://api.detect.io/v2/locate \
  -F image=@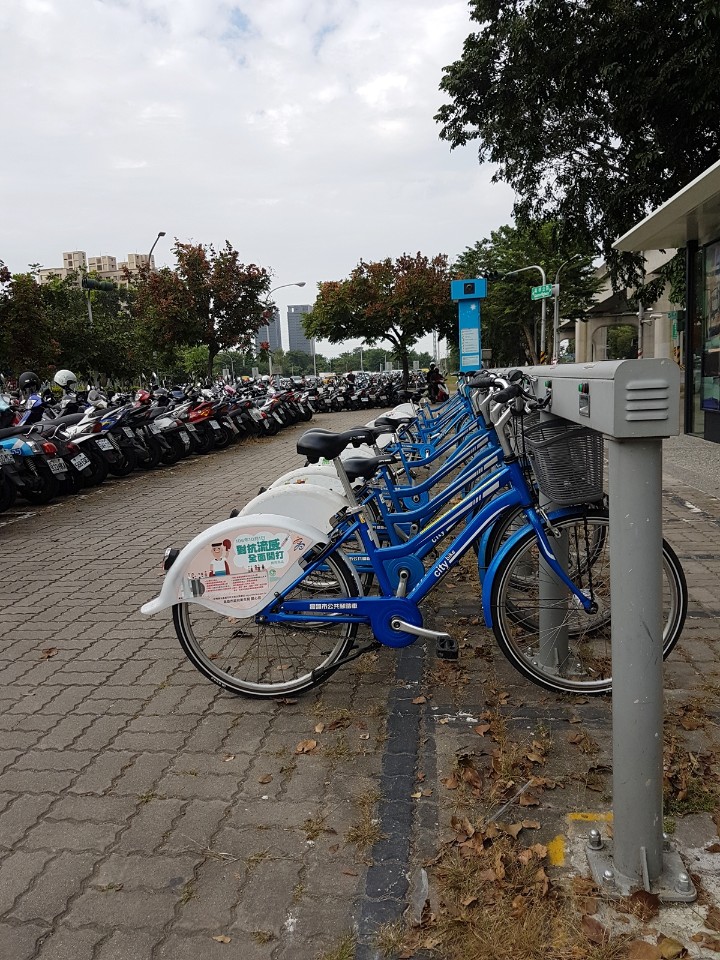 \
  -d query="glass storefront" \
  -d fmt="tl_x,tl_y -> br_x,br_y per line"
701,241 -> 720,423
